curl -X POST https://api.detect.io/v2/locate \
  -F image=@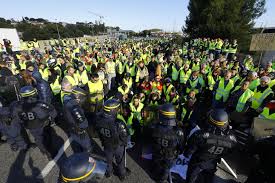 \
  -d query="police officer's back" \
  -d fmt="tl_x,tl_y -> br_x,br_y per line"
63,87 -> 92,153
185,109 -> 237,183
95,99 -> 130,181
151,103 -> 185,183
